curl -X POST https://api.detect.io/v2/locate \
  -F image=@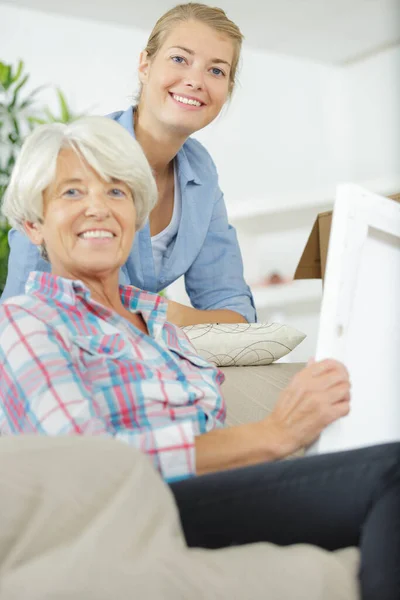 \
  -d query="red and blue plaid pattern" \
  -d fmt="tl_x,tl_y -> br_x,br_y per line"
0,272 -> 225,482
